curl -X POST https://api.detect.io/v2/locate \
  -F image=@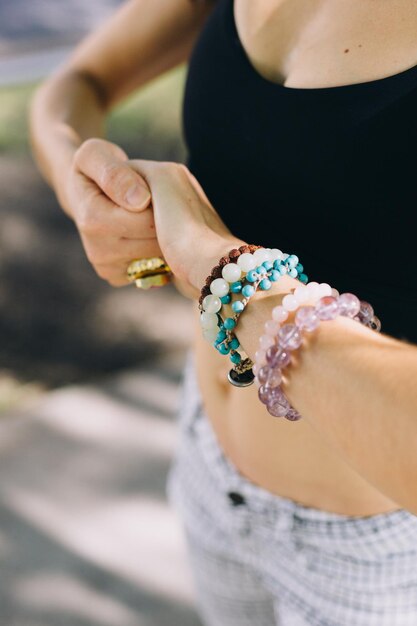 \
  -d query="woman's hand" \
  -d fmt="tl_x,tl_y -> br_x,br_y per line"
65,138 -> 163,286
129,159 -> 245,292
